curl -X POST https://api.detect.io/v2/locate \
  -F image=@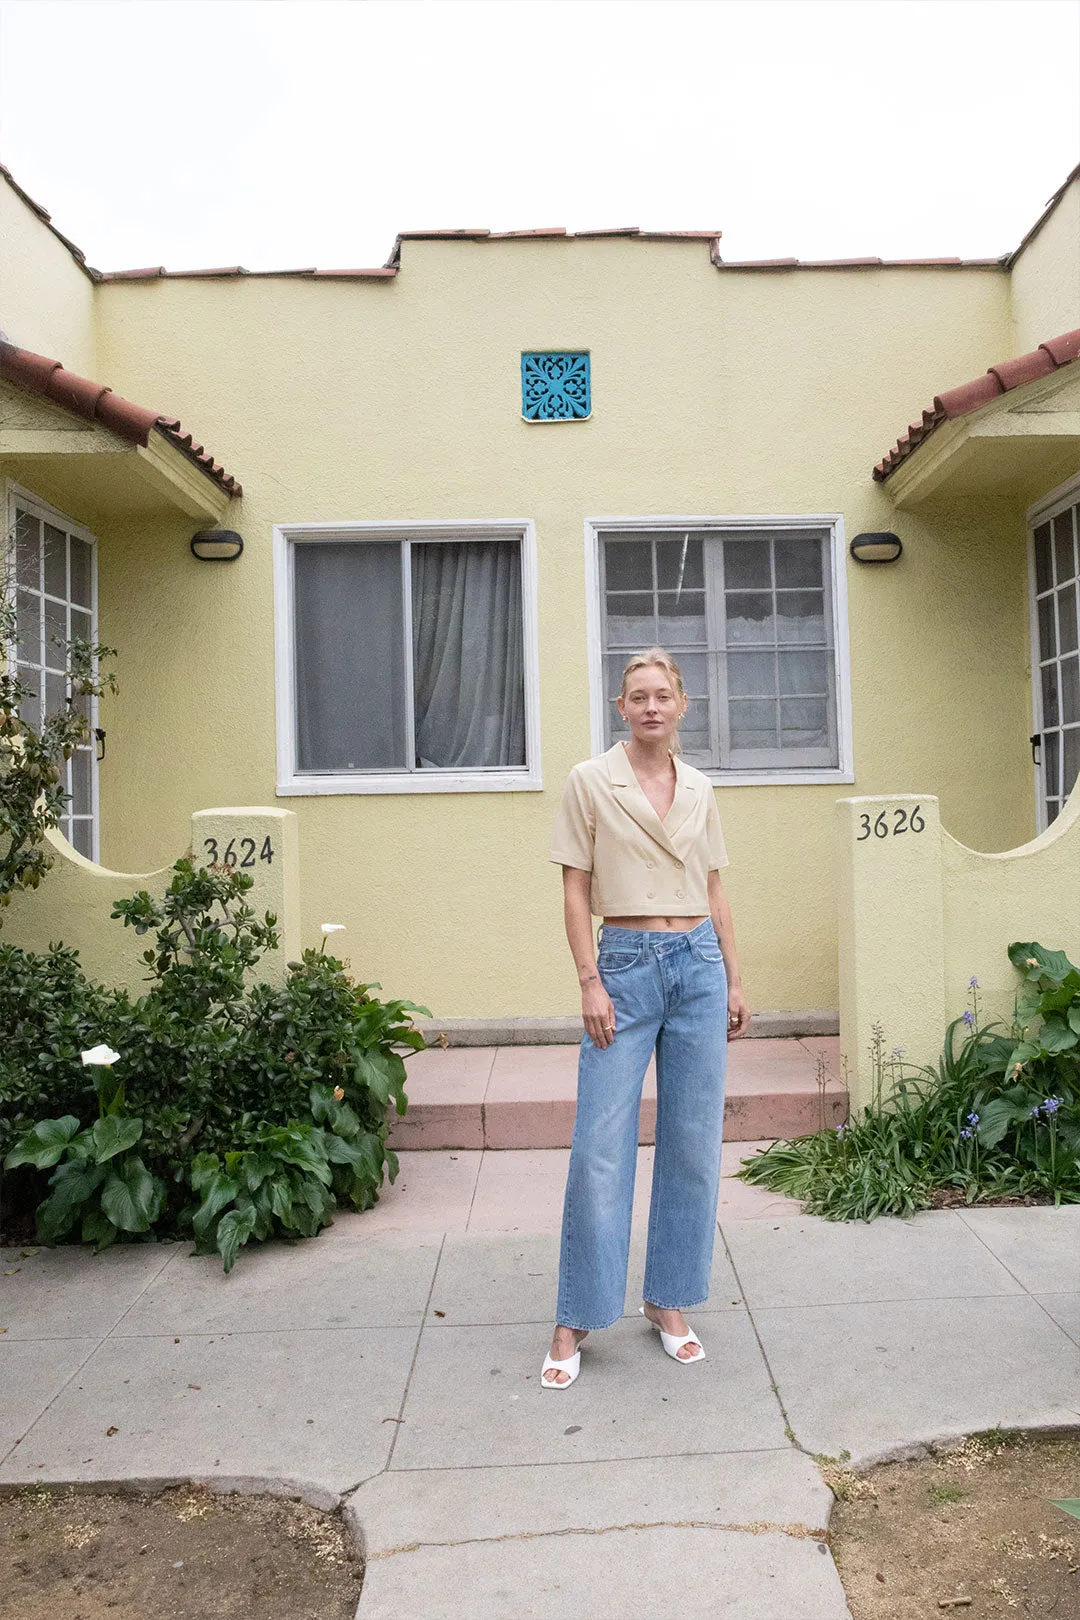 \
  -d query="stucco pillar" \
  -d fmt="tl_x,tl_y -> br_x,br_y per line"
836,795 -> 946,1114
190,808 -> 300,983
